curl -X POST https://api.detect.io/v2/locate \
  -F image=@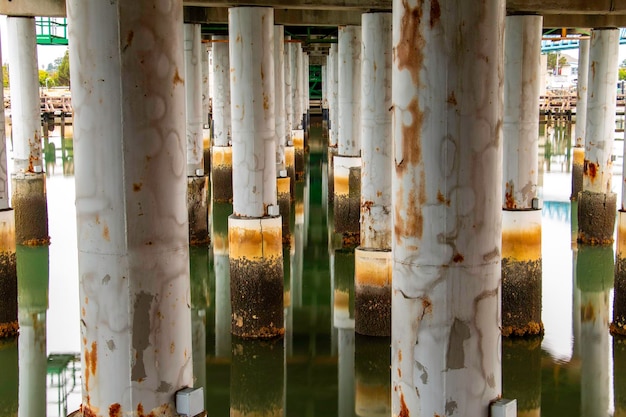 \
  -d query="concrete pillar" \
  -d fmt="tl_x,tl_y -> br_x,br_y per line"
328,43 -> 339,208
228,6 -> 283,339
392,1 -> 504,416
335,25 -> 361,247
230,339 -> 284,417
501,15 -> 543,338
0,36 -> 17,340
304,53 -> 310,147
355,12 -> 392,337
185,23 -> 209,246
7,17 -> 49,246
284,38 -> 296,195
578,28 -> 620,245
572,39 -> 590,200
613,86 -> 626,336
577,245 -> 612,417
275,26 -> 291,242
355,335 -> 391,417
211,35 -> 233,203
202,42 -> 212,175
17,245 -> 48,417
67,1 -> 194,414
322,63 -> 329,138
293,44 -> 306,180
